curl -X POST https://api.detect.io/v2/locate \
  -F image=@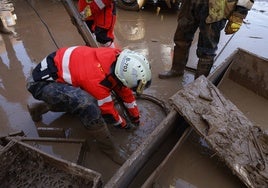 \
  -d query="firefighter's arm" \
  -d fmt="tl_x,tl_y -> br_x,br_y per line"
225,0 -> 254,34
82,83 -> 126,128
98,97 -> 128,128
95,89 -> 128,128
113,86 -> 140,126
